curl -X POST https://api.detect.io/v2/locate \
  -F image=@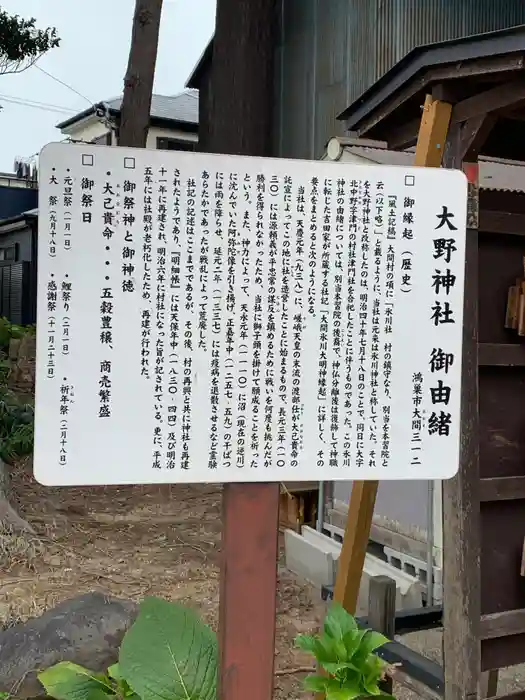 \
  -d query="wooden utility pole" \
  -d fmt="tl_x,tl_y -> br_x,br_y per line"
208,2 -> 278,700
119,0 -> 163,148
